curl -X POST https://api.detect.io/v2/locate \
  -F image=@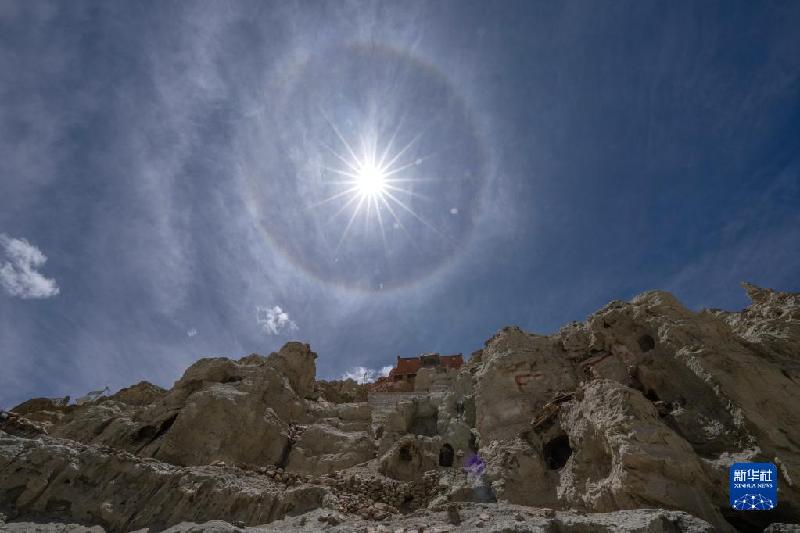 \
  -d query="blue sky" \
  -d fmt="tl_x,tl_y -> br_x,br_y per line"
1,1 -> 799,407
